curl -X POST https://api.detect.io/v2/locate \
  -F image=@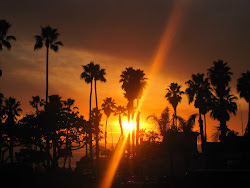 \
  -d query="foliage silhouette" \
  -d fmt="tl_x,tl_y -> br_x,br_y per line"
237,70 -> 250,136
0,19 -> 16,77
186,73 -> 212,150
34,26 -> 63,106
165,82 -> 184,128
101,97 -> 116,157
114,105 -> 127,137
208,60 -> 237,141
